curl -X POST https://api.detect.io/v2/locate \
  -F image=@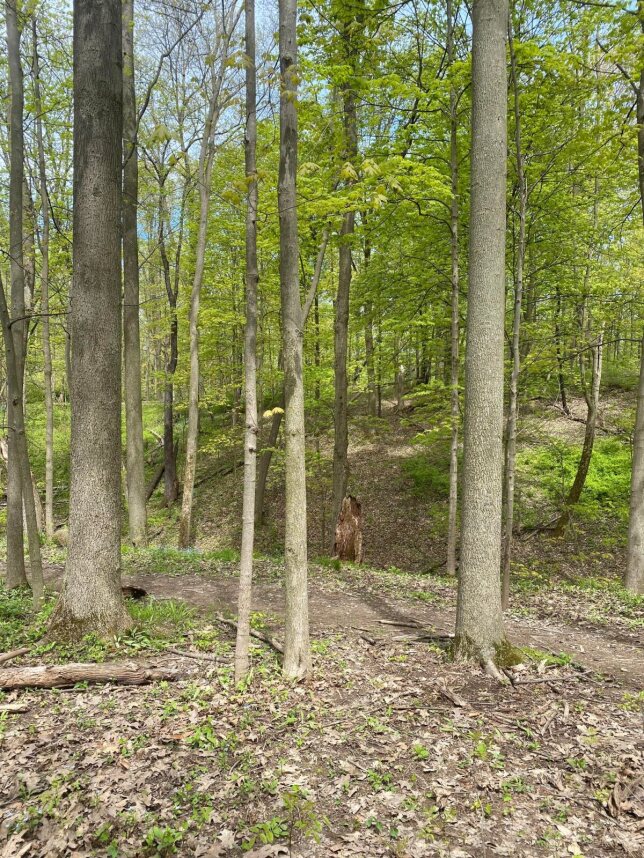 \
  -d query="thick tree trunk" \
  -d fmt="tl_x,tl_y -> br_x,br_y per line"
49,0 -> 130,640
454,0 -> 509,670
501,22 -> 526,610
279,0 -> 310,679
122,0 -> 147,547
446,0 -> 460,577
625,9 -> 644,594
235,0 -> 259,682
0,276 -> 44,607
4,0 -> 27,588
0,661 -> 179,690
32,17 -> 55,539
